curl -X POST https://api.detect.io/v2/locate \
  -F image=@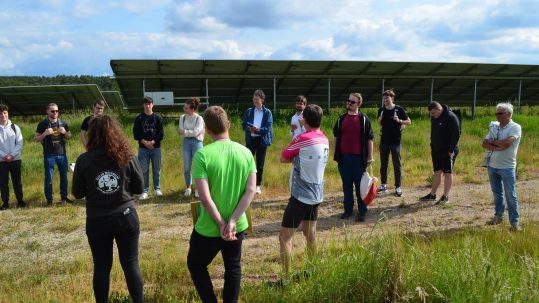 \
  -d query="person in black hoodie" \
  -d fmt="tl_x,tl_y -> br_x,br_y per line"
73,115 -> 144,303
133,96 -> 164,200
333,92 -> 374,222
419,101 -> 461,205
